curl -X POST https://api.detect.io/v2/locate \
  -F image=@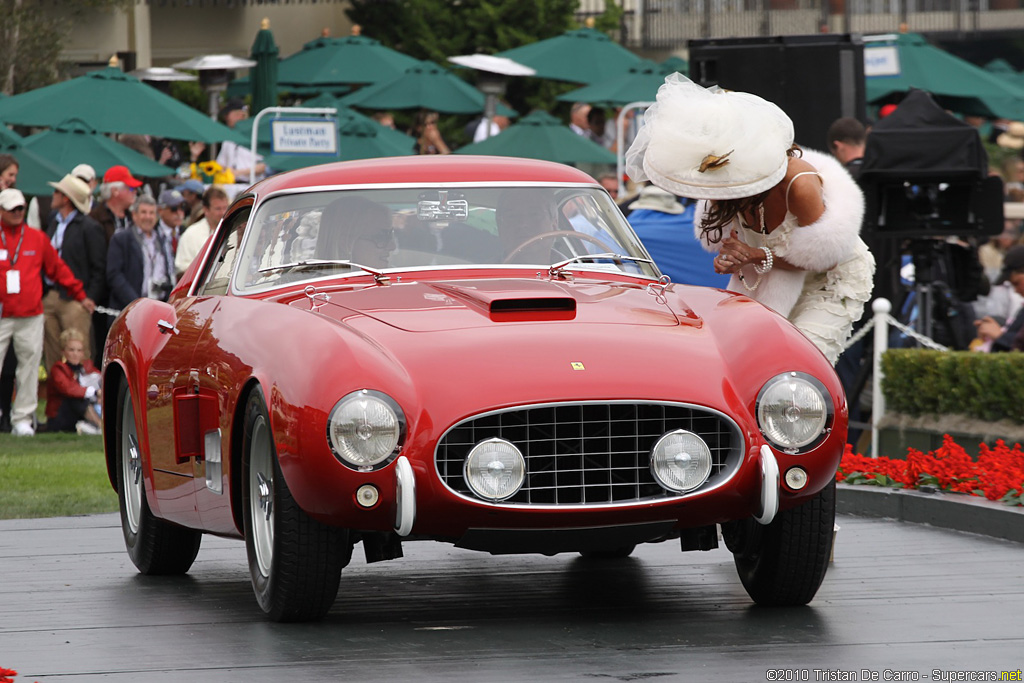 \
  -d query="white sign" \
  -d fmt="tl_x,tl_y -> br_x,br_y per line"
271,118 -> 338,155
864,46 -> 901,78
